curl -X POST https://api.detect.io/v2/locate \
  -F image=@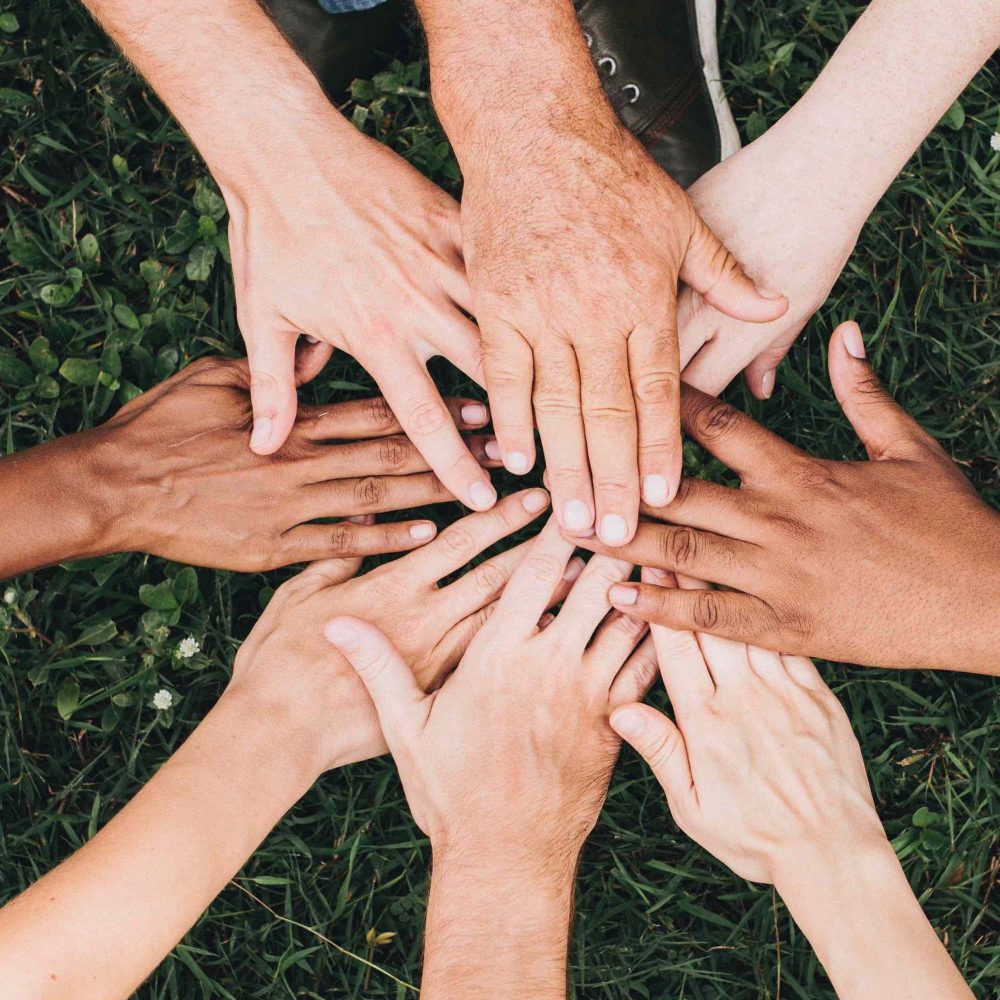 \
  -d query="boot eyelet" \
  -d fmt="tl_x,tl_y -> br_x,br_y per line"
621,83 -> 640,104
597,55 -> 617,76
